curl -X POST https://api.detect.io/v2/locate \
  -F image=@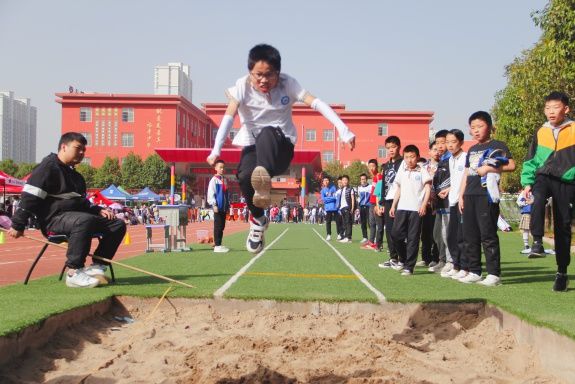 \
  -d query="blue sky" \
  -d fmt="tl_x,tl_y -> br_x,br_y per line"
0,0 -> 547,161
